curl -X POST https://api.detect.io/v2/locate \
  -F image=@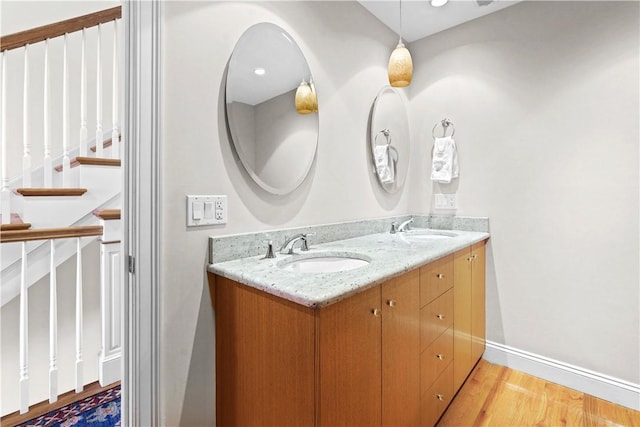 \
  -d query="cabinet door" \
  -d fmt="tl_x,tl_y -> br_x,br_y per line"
382,270 -> 420,427
453,247 -> 472,393
215,276 -> 316,427
319,285 -> 382,427
471,242 -> 486,364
